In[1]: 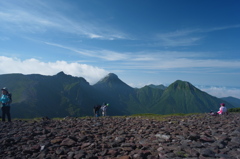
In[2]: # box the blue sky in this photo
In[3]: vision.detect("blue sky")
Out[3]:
[0,0,240,98]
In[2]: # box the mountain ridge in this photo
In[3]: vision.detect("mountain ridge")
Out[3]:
[0,72,236,118]
[221,96,240,108]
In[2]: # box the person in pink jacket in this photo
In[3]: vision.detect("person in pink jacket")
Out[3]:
[217,103,228,115]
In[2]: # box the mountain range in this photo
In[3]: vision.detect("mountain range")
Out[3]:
[0,72,237,118]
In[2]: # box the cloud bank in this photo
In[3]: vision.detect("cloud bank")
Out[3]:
[197,86,240,99]
[0,56,108,84]
[0,56,239,99]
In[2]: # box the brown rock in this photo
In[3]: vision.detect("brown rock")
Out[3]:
[60,138,76,146]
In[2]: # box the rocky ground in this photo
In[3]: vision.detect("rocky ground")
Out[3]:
[0,113,240,159]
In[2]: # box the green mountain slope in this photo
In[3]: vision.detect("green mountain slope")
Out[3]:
[125,86,164,114]
[151,80,234,114]
[147,84,166,90]
[1,72,96,118]
[0,72,236,118]
[93,73,136,115]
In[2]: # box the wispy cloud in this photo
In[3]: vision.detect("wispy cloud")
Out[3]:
[45,42,129,61]
[44,42,240,71]
[159,37,203,47]
[0,56,108,84]
[0,37,10,41]
[155,29,202,47]
[119,59,240,72]
[0,1,127,40]
[154,24,240,47]
[44,42,203,62]
[158,29,200,38]
[204,24,240,32]
[0,10,60,33]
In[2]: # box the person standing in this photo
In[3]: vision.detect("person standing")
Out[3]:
[0,87,12,122]
[93,105,101,117]
[101,103,109,116]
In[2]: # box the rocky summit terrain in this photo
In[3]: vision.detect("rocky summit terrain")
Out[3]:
[0,113,240,159]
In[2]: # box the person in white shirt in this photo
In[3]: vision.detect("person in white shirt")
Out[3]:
[217,103,228,115]
[101,103,109,116]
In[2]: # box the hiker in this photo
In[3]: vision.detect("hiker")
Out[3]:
[209,110,218,116]
[0,87,12,122]
[93,105,101,117]
[217,103,228,115]
[101,103,109,116]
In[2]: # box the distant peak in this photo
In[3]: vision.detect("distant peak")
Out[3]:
[94,73,133,90]
[107,73,118,79]
[147,84,166,90]
[97,73,127,84]
[56,71,67,76]
[169,80,196,90]
[55,71,73,79]
[174,80,190,85]
[99,73,119,81]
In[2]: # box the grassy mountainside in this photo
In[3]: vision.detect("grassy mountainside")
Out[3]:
[93,73,136,115]
[1,72,96,118]
[125,86,164,114]
[150,80,234,114]
[147,84,166,90]
[0,72,236,118]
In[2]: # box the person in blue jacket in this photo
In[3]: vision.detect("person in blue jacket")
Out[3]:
[0,87,12,122]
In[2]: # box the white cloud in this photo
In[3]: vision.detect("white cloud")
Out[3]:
[0,56,239,100]
[0,56,109,84]
[198,86,240,99]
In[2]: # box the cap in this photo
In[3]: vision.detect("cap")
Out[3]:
[1,87,8,92]
[220,103,225,106]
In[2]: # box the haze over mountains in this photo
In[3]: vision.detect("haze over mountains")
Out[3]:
[0,72,237,118]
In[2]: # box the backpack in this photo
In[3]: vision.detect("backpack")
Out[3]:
[7,93,12,104]
[94,105,101,111]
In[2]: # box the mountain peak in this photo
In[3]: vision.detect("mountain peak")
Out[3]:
[56,71,67,76]
[107,73,118,78]
[54,71,89,85]
[55,71,72,79]
[169,80,196,91]
[100,73,119,82]
[94,73,133,91]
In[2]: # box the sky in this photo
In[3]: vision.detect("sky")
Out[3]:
[0,0,240,99]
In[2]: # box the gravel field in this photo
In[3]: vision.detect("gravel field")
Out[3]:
[0,113,240,159]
